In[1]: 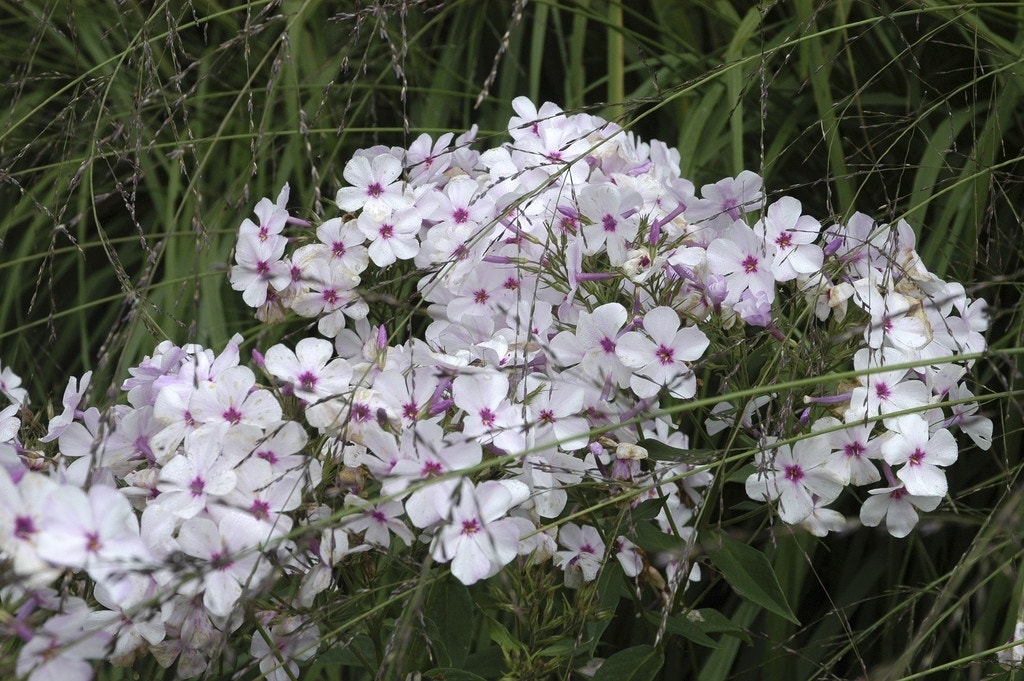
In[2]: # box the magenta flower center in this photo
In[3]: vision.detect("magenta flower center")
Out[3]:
[874,382,891,400]
[742,255,759,273]
[367,182,383,198]
[453,208,469,223]
[223,407,243,425]
[250,500,270,520]
[908,448,926,466]
[479,407,496,428]
[655,345,675,365]
[784,464,804,482]
[298,371,318,392]
[775,232,793,249]
[602,215,617,232]
[378,224,394,240]
[844,441,865,458]
[599,337,616,353]
[461,519,481,535]
[190,476,206,497]
[14,515,35,539]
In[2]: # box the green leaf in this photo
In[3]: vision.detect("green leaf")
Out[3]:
[633,520,686,554]
[592,644,664,681]
[629,496,667,522]
[645,608,752,649]
[703,531,800,625]
[637,438,718,465]
[428,578,474,668]
[537,637,578,658]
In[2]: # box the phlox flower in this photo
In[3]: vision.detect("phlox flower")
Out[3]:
[616,306,710,399]
[431,479,526,585]
[188,365,282,429]
[686,169,764,234]
[880,414,958,497]
[17,598,112,681]
[859,483,941,538]
[230,232,290,308]
[263,337,353,404]
[86,581,166,667]
[0,403,19,443]
[0,357,28,405]
[706,221,776,307]
[342,493,414,549]
[452,370,524,453]
[289,254,368,337]
[311,217,370,272]
[356,207,422,267]
[250,614,320,681]
[335,152,412,221]
[578,183,642,264]
[745,438,843,524]
[845,347,929,422]
[40,371,92,443]
[810,417,881,486]
[755,196,823,281]
[554,522,606,588]
[176,511,274,618]
[0,468,62,586]
[35,483,151,589]
[156,424,244,519]
[406,131,454,182]
[549,302,632,389]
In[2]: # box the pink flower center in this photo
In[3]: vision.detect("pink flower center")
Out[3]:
[539,409,556,424]
[14,516,35,539]
[422,460,443,477]
[844,441,865,458]
[453,208,469,223]
[402,402,419,420]
[473,289,489,304]
[250,500,270,520]
[461,519,481,535]
[775,232,793,249]
[602,215,617,233]
[85,532,102,554]
[874,382,891,400]
[742,255,759,273]
[908,448,926,466]
[190,476,206,497]
[298,371,318,392]
[257,449,279,465]
[479,407,496,428]
[784,464,804,482]
[378,224,394,240]
[655,345,675,365]
[367,182,383,198]
[322,289,339,305]
[352,403,372,422]
[223,407,243,425]
[332,241,347,258]
[599,337,616,353]
[371,509,388,523]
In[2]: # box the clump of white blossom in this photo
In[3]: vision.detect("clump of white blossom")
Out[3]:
[0,96,991,680]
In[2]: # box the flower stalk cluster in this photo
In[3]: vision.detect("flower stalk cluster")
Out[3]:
[0,97,990,679]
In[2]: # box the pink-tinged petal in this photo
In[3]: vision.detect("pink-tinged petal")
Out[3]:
[897,462,947,497]
[204,570,243,618]
[615,332,655,369]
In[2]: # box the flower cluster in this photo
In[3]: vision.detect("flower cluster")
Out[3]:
[0,97,989,680]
